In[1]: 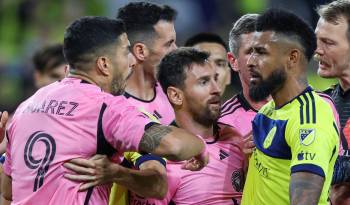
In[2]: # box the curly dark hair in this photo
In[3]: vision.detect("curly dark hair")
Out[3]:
[256,9,316,61]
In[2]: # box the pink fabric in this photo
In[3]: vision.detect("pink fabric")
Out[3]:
[218,95,256,138]
[130,132,245,205]
[317,91,343,154]
[125,83,174,125]
[4,77,151,205]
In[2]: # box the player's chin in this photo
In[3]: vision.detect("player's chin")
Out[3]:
[317,68,335,78]
[208,108,220,119]
[209,103,220,112]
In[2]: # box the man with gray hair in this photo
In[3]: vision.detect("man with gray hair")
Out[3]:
[219,14,269,142]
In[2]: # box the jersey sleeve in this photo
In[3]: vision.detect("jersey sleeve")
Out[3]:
[102,97,158,154]
[286,114,339,177]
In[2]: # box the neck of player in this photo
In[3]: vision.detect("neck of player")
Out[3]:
[272,76,307,108]
[174,111,215,142]
[125,64,156,100]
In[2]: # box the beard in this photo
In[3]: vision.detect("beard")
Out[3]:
[110,78,126,96]
[192,103,220,128]
[249,68,287,102]
[110,69,133,96]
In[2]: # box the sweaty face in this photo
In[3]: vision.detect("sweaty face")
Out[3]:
[247,31,287,102]
[182,62,221,127]
[145,20,177,79]
[315,17,350,78]
[110,33,135,96]
[193,42,230,95]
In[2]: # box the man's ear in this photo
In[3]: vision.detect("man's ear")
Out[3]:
[132,43,149,62]
[167,86,183,106]
[287,49,300,70]
[96,56,111,76]
[227,52,239,72]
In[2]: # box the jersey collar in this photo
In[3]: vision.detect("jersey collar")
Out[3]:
[170,120,220,144]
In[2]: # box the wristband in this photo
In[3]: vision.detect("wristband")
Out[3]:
[135,154,166,169]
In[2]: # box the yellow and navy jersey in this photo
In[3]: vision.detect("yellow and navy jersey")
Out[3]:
[109,109,165,205]
[109,152,142,205]
[241,87,339,205]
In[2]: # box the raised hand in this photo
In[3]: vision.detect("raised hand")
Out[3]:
[243,130,255,156]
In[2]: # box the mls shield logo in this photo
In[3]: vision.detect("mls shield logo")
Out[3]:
[299,129,316,146]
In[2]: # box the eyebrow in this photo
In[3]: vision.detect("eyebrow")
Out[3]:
[164,39,175,46]
[198,75,211,80]
[253,46,267,52]
[319,37,336,43]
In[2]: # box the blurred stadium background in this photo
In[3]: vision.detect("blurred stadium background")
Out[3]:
[0,0,337,113]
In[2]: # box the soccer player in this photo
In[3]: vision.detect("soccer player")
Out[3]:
[241,9,339,205]
[117,2,177,124]
[106,3,177,204]
[219,14,269,138]
[185,33,231,96]
[32,44,67,89]
[129,47,245,205]
[0,16,208,205]
[315,1,350,204]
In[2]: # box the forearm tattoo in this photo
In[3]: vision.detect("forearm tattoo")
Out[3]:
[139,124,172,153]
[290,172,324,205]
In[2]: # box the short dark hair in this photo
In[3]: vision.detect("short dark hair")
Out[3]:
[63,16,125,70]
[318,0,350,42]
[229,14,258,56]
[158,47,209,93]
[256,9,316,61]
[33,44,66,73]
[184,32,228,51]
[117,2,177,45]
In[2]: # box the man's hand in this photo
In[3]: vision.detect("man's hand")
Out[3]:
[243,131,255,156]
[0,111,9,143]
[63,154,119,191]
[181,150,209,171]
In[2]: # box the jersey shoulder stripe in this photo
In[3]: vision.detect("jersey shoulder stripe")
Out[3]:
[221,103,242,118]
[296,91,317,125]
[221,95,239,114]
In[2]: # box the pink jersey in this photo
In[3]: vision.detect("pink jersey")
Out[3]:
[3,77,153,205]
[124,83,174,125]
[129,124,245,205]
[219,93,257,137]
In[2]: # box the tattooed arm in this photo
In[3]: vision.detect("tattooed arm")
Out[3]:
[139,124,208,163]
[290,172,324,205]
[64,154,168,198]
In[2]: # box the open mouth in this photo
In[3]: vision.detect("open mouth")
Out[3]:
[318,60,330,69]
[208,96,221,106]
[250,71,261,83]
